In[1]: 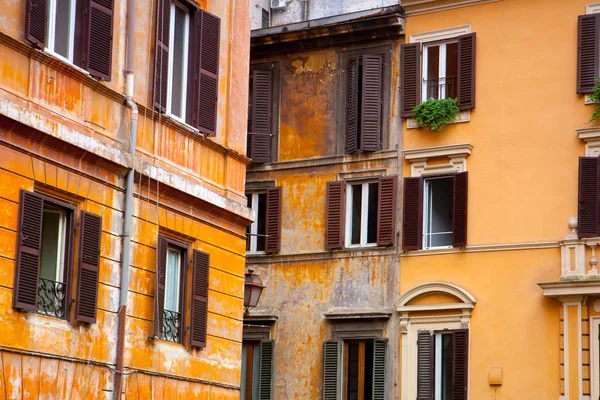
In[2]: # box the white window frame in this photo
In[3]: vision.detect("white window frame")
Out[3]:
[423,176,453,250]
[46,0,77,64]
[591,316,600,400]
[42,208,68,283]
[345,181,378,248]
[422,40,457,102]
[166,2,190,123]
[247,192,266,255]
[164,246,182,312]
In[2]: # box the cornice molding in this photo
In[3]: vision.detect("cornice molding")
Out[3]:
[401,0,500,16]
[323,309,394,320]
[403,143,473,161]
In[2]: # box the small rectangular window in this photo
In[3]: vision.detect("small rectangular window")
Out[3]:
[46,0,77,62]
[162,245,184,342]
[344,340,375,399]
[247,192,267,253]
[241,341,261,400]
[167,2,190,121]
[261,8,269,29]
[346,182,378,247]
[422,41,459,101]
[435,333,455,400]
[423,177,453,249]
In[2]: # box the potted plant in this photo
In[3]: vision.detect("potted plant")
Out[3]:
[412,98,460,132]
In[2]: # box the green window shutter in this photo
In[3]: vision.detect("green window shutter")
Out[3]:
[372,339,387,400]
[259,340,275,400]
[323,340,342,400]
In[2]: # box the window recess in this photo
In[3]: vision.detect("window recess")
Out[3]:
[246,188,282,255]
[241,339,274,400]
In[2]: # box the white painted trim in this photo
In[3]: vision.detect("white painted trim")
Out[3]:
[345,181,378,248]
[166,3,190,121]
[403,143,473,177]
[591,317,600,400]
[587,2,600,14]
[247,192,266,254]
[538,282,600,297]
[409,24,472,44]
[397,282,477,310]
[398,303,474,312]
[579,302,583,400]
[564,303,570,400]
[578,126,600,156]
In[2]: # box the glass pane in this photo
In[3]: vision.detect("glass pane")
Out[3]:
[351,185,362,245]
[367,183,378,244]
[363,341,374,399]
[426,45,440,100]
[170,6,187,118]
[53,0,72,59]
[445,42,458,99]
[441,334,455,400]
[425,178,453,248]
[347,343,359,400]
[257,193,267,251]
[164,248,181,312]
[40,211,61,282]
[246,195,252,252]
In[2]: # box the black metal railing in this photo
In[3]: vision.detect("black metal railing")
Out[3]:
[162,309,182,343]
[424,76,457,100]
[37,278,67,318]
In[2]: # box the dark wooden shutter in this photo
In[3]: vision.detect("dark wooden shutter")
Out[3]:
[197,10,221,136]
[346,56,359,154]
[265,187,282,254]
[361,54,383,152]
[83,0,114,81]
[250,69,273,163]
[400,43,420,118]
[322,340,342,400]
[377,176,397,247]
[578,14,600,94]
[452,172,468,248]
[259,340,274,400]
[153,234,167,337]
[578,157,600,238]
[75,211,102,323]
[325,181,345,250]
[417,330,434,400]
[13,190,44,311]
[457,33,476,110]
[25,0,47,48]
[190,249,209,348]
[452,330,469,400]
[153,0,170,112]
[372,339,387,400]
[402,177,423,251]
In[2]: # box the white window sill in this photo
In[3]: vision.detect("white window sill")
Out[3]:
[43,49,92,78]
[246,251,267,256]
[345,243,378,249]
[407,110,470,129]
[585,94,596,105]
[161,114,202,136]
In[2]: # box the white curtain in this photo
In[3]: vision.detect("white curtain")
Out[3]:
[164,249,181,312]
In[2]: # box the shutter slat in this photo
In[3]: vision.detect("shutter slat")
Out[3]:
[153,235,167,337]
[578,14,600,94]
[322,340,342,400]
[265,187,282,254]
[452,172,468,248]
[197,10,221,136]
[457,33,476,110]
[417,330,434,400]
[400,43,420,117]
[75,211,102,323]
[377,175,397,247]
[84,0,114,81]
[325,181,345,250]
[346,57,359,154]
[402,177,423,251]
[250,69,273,163]
[153,0,170,112]
[259,340,274,400]
[13,190,44,311]
[361,54,383,152]
[190,249,209,348]
[372,339,387,400]
[26,0,47,47]
[578,157,600,238]
[452,330,469,400]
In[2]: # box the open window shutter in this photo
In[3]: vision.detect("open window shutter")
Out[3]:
[153,235,167,337]
[452,330,469,400]
[400,43,420,118]
[372,339,387,400]
[402,177,423,251]
[75,211,102,323]
[417,330,434,400]
[346,56,359,154]
[377,175,397,247]
[250,69,273,163]
[197,10,221,136]
[13,190,44,311]
[83,0,114,81]
[190,249,209,348]
[577,14,600,94]
[361,54,383,152]
[323,340,342,400]
[578,157,600,238]
[325,181,345,250]
[456,33,476,110]
[265,187,282,254]
[259,340,275,400]
[452,172,468,248]
[25,0,47,48]
[153,0,170,112]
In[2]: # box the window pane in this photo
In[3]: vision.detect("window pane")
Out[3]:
[367,183,378,244]
[347,343,360,400]
[257,193,267,251]
[441,334,455,400]
[53,0,72,59]
[164,248,181,312]
[425,178,453,248]
[364,341,374,399]
[170,6,187,118]
[426,45,440,100]
[351,185,362,245]
[445,42,458,99]
[246,195,252,252]
[40,211,61,282]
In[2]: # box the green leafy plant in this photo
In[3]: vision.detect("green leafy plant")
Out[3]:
[590,79,600,123]
[412,98,460,132]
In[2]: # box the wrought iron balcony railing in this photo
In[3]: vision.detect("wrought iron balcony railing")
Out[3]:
[423,76,457,101]
[162,309,182,343]
[37,278,67,318]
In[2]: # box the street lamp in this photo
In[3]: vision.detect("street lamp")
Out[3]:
[244,269,265,316]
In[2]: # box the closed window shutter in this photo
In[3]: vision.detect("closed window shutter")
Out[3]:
[452,172,468,248]
[400,43,420,118]
[84,0,114,81]
[197,10,220,136]
[25,0,47,48]
[417,330,434,400]
[452,330,469,400]
[13,190,44,311]
[377,175,397,247]
[265,187,282,254]
[250,69,273,163]
[190,249,209,348]
[346,56,359,154]
[578,14,600,94]
[402,177,423,251]
[325,181,345,250]
[153,0,170,112]
[259,340,275,400]
[75,211,102,323]
[361,54,383,152]
[153,234,167,337]
[322,340,342,400]
[372,339,387,400]
[578,157,600,238]
[456,33,476,110]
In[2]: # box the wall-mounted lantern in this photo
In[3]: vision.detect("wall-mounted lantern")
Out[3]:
[244,269,265,316]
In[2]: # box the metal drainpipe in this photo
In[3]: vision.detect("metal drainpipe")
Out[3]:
[114,0,137,396]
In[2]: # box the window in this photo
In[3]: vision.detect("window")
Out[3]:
[423,176,454,249]
[346,181,379,248]
[422,41,458,101]
[163,245,184,342]
[166,3,190,121]
[261,8,270,28]
[245,187,282,254]
[345,340,375,399]
[577,13,600,94]
[247,64,278,164]
[46,0,77,62]
[241,340,274,399]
